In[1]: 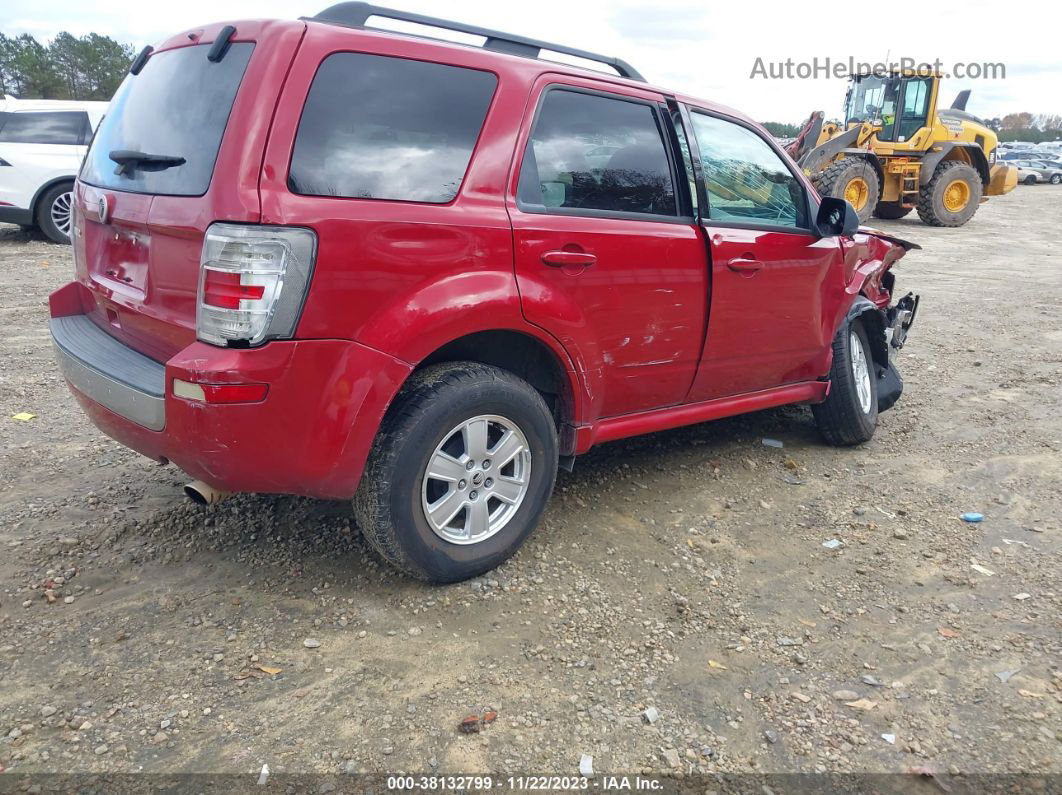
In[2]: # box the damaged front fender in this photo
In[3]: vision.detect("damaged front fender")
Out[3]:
[837,228,921,413]
[857,225,922,252]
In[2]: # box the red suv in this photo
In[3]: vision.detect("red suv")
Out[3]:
[50,3,919,582]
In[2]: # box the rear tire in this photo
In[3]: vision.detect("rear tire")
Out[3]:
[813,318,879,446]
[872,202,912,220]
[814,157,880,223]
[1049,174,1061,185]
[916,161,982,227]
[353,362,558,583]
[36,182,74,244]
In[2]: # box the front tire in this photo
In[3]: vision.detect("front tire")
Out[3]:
[916,161,982,227]
[1024,175,1038,185]
[814,157,881,223]
[354,362,558,583]
[37,182,74,244]
[813,318,879,446]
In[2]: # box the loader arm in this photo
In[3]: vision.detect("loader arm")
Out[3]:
[798,124,864,174]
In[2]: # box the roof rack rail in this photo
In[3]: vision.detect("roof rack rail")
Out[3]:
[309,2,646,82]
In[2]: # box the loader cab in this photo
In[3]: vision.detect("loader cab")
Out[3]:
[845,72,939,146]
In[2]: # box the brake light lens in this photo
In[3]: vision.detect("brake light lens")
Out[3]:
[196,223,316,347]
[203,271,265,309]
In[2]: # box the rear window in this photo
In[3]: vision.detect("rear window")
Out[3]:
[0,112,87,145]
[289,53,497,203]
[80,43,254,196]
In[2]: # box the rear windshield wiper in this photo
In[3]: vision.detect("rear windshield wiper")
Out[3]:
[109,149,186,176]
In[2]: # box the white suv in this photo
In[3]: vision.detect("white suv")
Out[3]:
[0,98,108,243]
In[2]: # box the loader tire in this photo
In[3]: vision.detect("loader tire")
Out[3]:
[814,157,880,223]
[916,160,982,227]
[872,202,912,220]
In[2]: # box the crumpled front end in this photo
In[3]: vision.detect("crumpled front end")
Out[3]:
[842,227,921,412]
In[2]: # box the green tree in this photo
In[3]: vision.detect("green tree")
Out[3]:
[762,121,801,138]
[10,33,64,97]
[0,31,133,101]
[49,32,84,99]
[75,33,134,99]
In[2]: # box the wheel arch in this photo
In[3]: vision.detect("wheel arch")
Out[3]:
[920,143,990,187]
[30,175,77,219]
[838,150,885,189]
[412,329,580,455]
[845,296,888,371]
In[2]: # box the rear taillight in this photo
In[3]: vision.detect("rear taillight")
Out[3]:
[196,223,316,347]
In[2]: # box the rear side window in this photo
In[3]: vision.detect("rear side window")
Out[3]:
[517,89,677,217]
[0,112,87,145]
[289,54,496,203]
[80,43,254,196]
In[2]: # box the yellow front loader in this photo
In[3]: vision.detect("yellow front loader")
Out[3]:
[786,70,1017,226]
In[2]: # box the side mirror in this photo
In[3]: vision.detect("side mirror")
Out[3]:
[816,196,860,238]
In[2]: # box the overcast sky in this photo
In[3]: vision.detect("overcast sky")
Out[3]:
[3,0,1058,122]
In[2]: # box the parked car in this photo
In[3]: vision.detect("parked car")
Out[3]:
[49,3,919,582]
[1000,149,1061,164]
[1034,161,1062,182]
[1011,159,1062,184]
[0,98,108,242]
[1013,165,1040,184]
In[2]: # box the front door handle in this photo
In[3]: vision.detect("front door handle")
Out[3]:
[541,251,597,268]
[727,256,764,273]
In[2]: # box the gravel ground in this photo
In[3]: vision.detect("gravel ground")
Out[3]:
[0,186,1059,790]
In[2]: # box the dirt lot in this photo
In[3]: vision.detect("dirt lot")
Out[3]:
[0,186,1059,789]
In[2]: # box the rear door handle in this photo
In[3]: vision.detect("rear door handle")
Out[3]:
[727,256,764,273]
[541,251,597,267]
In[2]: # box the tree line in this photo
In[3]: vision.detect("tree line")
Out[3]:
[0,32,133,101]
[763,112,1061,144]
[991,113,1062,144]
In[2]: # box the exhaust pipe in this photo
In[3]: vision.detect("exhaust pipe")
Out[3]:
[184,480,232,506]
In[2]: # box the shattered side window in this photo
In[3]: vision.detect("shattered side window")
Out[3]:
[689,113,806,228]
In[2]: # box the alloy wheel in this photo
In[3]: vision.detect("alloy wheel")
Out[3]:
[850,331,872,414]
[421,414,532,545]
[50,191,73,238]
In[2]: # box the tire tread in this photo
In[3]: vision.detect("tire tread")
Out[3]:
[813,157,880,222]
[812,319,878,446]
[353,362,555,581]
[916,160,982,227]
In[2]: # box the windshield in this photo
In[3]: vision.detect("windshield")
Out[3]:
[80,43,254,196]
[845,76,902,125]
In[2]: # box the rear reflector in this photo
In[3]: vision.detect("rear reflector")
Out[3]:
[172,379,268,404]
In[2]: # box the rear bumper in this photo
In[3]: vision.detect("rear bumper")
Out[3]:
[49,285,412,499]
[51,314,166,431]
